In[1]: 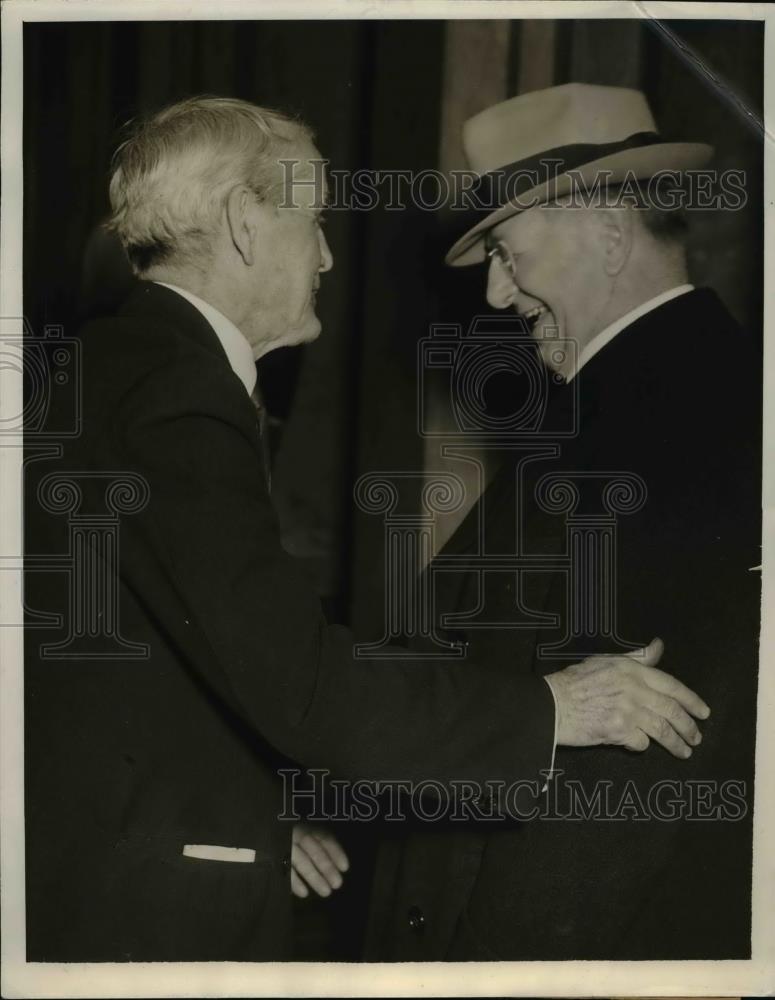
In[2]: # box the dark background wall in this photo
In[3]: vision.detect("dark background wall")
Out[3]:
[23,17,763,958]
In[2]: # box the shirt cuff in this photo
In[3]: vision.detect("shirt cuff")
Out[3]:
[541,675,559,792]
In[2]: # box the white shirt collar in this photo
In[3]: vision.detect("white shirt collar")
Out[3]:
[567,284,695,382]
[153,281,257,397]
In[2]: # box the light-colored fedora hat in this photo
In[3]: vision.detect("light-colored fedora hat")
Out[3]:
[446,82,713,266]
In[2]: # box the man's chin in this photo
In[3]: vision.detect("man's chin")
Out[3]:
[285,316,322,348]
[530,308,559,339]
[301,317,322,343]
[532,314,572,375]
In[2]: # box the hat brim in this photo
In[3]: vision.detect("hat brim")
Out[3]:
[445,142,714,267]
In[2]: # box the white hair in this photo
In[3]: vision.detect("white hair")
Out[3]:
[107,96,312,274]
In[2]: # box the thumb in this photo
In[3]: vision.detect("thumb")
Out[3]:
[630,637,664,668]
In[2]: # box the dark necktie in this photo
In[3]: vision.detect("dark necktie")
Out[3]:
[249,384,272,492]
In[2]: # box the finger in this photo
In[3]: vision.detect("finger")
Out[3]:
[639,665,711,720]
[627,637,664,668]
[641,637,664,668]
[299,834,344,889]
[291,869,309,898]
[316,832,350,873]
[291,845,334,897]
[621,728,650,752]
[640,689,702,747]
[636,707,693,759]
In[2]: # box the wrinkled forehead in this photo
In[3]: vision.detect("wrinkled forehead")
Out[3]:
[270,140,328,210]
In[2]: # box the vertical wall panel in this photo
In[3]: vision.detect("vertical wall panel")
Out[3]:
[564,19,644,88]
[518,19,557,93]
[438,20,512,176]
[349,21,446,638]
[426,20,514,560]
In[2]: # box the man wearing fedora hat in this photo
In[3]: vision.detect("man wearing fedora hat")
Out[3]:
[365,84,761,961]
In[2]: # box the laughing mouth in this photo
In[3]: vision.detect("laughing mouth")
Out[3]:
[521,304,548,332]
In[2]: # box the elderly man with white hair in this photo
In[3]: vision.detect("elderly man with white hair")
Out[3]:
[25,96,710,962]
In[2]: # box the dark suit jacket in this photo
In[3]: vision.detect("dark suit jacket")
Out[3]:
[365,288,761,961]
[24,282,557,962]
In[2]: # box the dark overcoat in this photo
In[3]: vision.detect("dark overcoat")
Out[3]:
[366,288,761,961]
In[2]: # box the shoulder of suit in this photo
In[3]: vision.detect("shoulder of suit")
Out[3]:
[78,311,249,424]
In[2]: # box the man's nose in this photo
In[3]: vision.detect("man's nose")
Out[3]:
[486,258,516,309]
[318,229,333,272]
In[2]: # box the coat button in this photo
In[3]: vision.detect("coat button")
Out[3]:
[407,905,425,933]
[281,854,291,870]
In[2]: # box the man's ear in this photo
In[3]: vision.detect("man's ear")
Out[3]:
[225,185,257,267]
[599,207,633,276]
